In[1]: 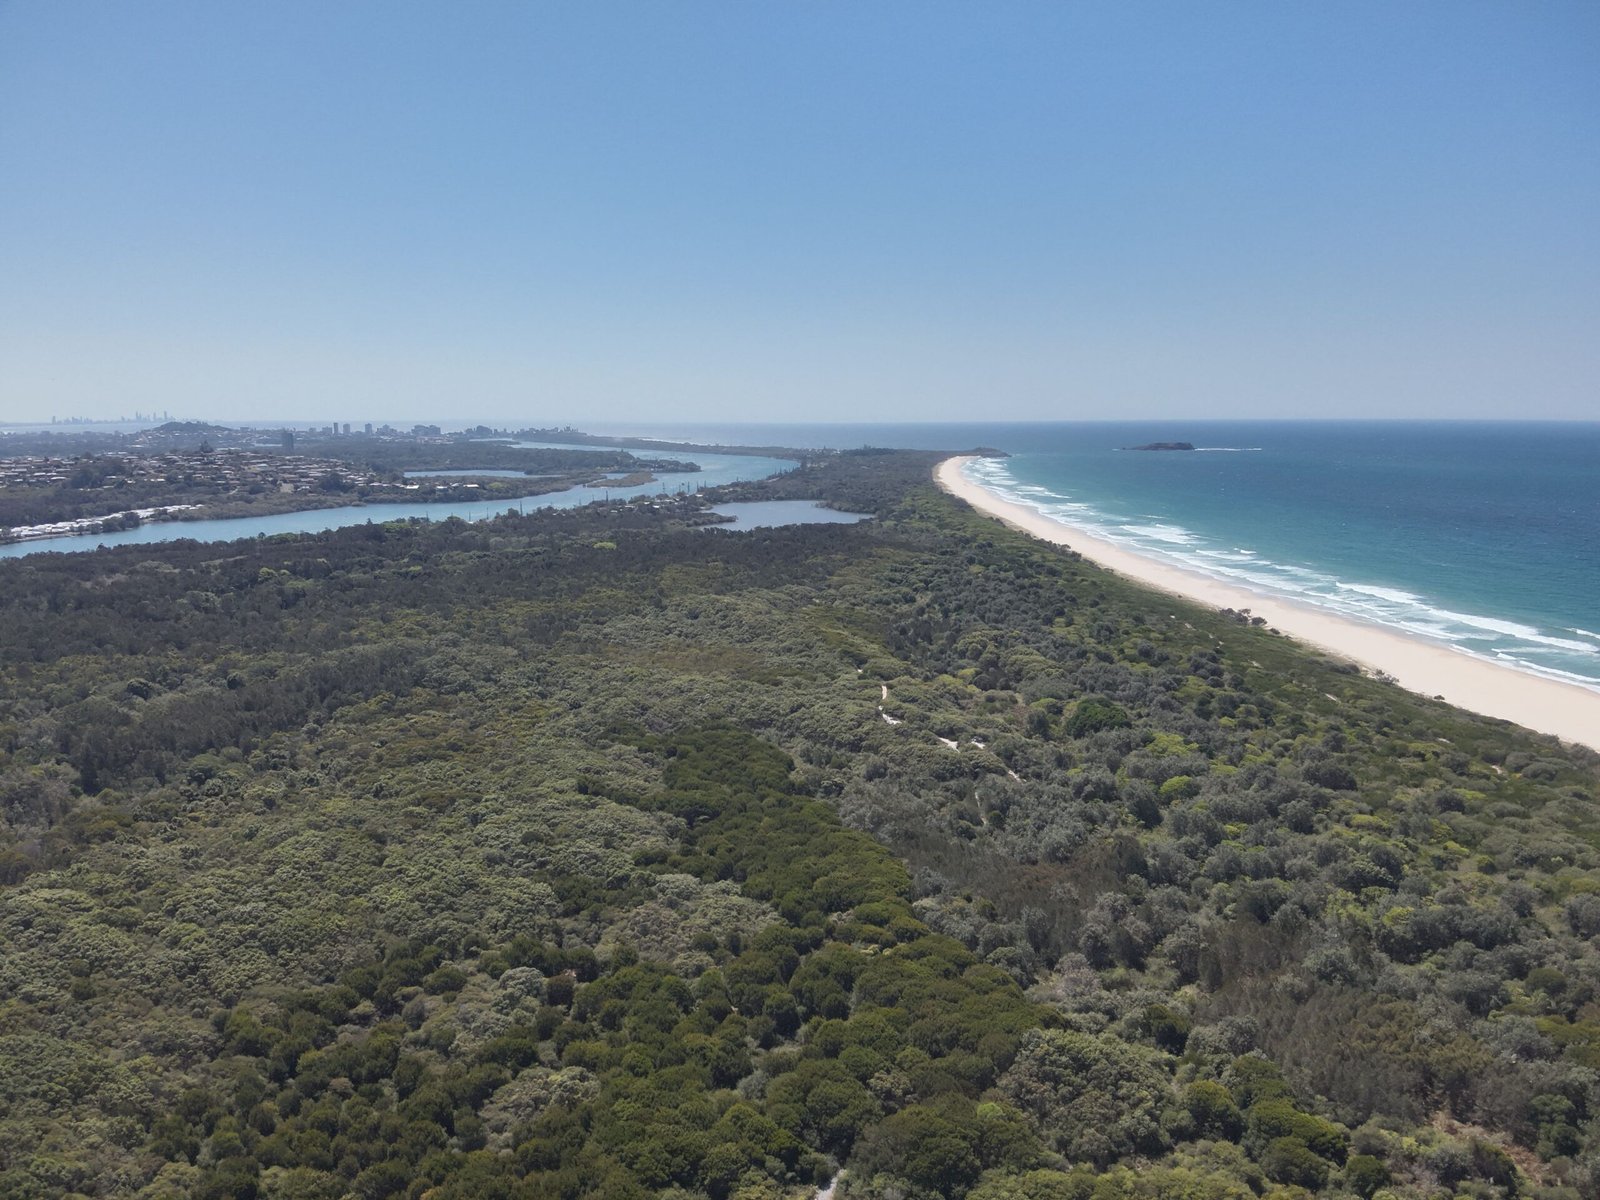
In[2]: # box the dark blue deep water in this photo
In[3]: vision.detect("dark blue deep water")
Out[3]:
[593,420,1600,692]
[5,419,1596,693]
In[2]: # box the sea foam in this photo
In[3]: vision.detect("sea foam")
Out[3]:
[963,454,1600,695]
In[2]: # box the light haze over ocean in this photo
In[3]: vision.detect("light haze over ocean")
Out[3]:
[5,415,1593,697]
[616,419,1600,694]
[2,7,1595,691]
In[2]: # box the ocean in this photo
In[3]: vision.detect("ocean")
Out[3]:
[587,420,1600,694]
[6,417,1595,695]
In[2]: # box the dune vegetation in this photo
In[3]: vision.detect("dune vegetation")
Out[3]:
[1,450,1596,1200]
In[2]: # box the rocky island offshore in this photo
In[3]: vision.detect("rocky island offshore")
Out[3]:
[1124,441,1195,451]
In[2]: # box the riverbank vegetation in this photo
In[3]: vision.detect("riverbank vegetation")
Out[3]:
[0,450,1596,1199]
[0,441,696,541]
[306,438,697,479]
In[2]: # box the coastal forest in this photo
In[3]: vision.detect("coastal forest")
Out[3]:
[2,450,1598,1200]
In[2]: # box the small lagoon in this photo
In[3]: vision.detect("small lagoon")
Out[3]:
[705,501,872,531]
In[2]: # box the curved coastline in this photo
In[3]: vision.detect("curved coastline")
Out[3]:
[937,455,1600,752]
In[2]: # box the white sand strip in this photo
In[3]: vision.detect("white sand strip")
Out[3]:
[937,457,1600,753]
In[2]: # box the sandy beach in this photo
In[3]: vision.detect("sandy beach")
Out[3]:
[937,456,1600,753]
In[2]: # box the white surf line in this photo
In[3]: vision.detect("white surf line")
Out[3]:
[937,456,1600,753]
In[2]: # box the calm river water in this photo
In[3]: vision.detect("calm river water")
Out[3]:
[1,449,796,559]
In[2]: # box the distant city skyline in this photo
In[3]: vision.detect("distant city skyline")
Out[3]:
[2,2,1596,424]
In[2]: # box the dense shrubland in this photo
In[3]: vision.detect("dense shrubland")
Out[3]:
[300,440,696,478]
[0,450,1597,1199]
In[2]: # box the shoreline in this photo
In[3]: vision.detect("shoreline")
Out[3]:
[937,456,1600,753]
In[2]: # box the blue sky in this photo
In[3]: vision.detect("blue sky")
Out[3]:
[1,2,1596,423]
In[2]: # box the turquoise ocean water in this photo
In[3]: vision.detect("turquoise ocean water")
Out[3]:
[4,419,1595,695]
[591,421,1600,694]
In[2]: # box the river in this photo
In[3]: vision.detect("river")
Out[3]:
[1,449,796,559]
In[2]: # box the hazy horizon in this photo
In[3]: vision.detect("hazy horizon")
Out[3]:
[3,2,1596,425]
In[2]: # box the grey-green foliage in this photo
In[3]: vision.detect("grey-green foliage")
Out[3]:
[997,1028,1174,1165]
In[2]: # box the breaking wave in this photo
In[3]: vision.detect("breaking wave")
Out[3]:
[962,456,1600,694]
